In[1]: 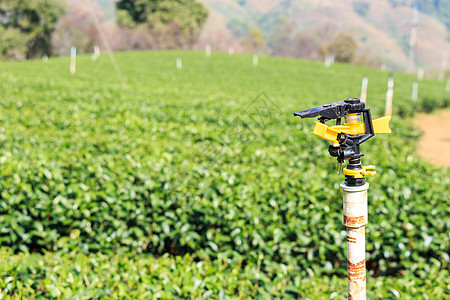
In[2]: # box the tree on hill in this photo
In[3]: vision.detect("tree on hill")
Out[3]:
[321,31,358,63]
[116,0,208,47]
[0,0,66,60]
[243,28,267,53]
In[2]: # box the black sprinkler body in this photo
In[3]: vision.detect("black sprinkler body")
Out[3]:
[294,98,391,186]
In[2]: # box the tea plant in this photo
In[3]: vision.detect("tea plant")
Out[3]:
[0,51,448,297]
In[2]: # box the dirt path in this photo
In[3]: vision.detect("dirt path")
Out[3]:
[413,109,450,167]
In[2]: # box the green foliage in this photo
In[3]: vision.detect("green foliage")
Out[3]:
[398,92,450,117]
[0,27,28,60]
[353,2,370,17]
[242,28,267,52]
[0,0,66,60]
[0,247,447,298]
[0,51,448,295]
[419,95,450,113]
[227,16,250,37]
[326,31,358,63]
[116,8,136,28]
[116,0,208,45]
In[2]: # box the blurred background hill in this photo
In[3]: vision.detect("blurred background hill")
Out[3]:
[1,0,449,72]
[196,0,450,71]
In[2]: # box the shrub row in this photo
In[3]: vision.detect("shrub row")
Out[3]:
[0,247,447,299]
[0,52,448,284]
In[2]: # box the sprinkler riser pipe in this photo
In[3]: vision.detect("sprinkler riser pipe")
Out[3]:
[341,183,369,300]
[342,183,368,226]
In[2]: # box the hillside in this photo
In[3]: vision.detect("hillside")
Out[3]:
[197,0,450,71]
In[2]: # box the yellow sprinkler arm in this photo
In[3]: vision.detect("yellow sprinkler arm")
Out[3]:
[372,116,392,133]
[311,115,391,146]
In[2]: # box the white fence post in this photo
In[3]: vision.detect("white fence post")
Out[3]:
[412,82,418,101]
[417,67,424,80]
[253,54,258,67]
[385,76,394,116]
[205,44,211,57]
[360,77,368,103]
[70,46,77,74]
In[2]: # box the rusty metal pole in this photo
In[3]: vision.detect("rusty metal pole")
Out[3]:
[341,183,369,300]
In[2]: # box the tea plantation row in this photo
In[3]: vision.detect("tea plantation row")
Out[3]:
[0,51,448,298]
[1,248,446,299]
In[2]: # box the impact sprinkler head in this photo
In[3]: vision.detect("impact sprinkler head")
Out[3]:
[294,98,391,186]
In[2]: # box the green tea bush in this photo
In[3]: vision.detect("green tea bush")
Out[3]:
[419,95,450,113]
[0,248,447,299]
[0,51,448,296]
